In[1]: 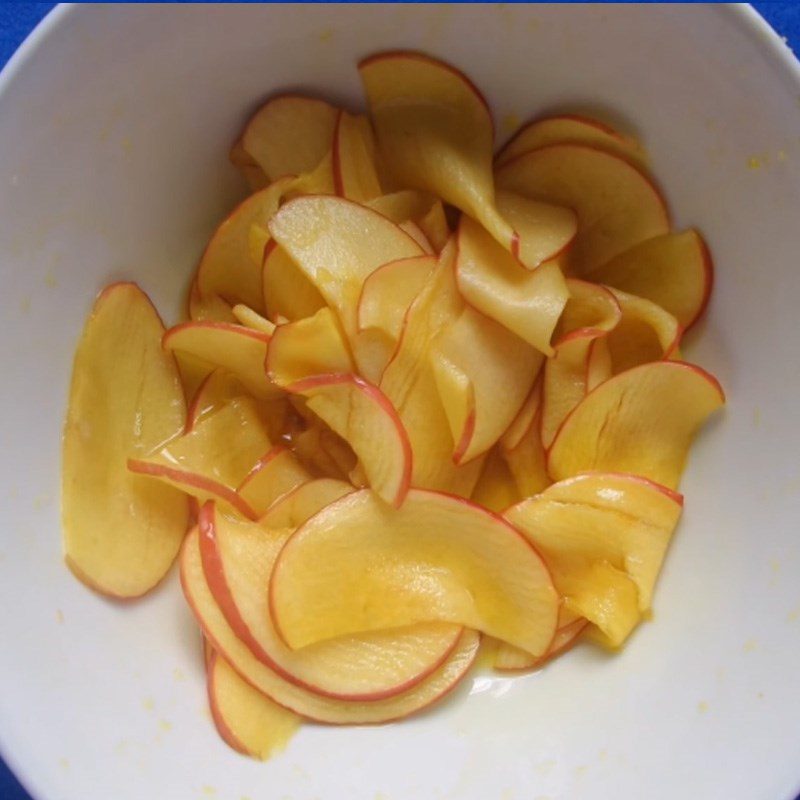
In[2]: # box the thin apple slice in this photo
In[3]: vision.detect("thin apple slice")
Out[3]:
[505,473,683,645]
[589,229,713,329]
[417,199,450,251]
[455,216,569,355]
[128,397,272,520]
[229,137,268,191]
[194,177,294,315]
[496,114,647,170]
[231,304,276,336]
[495,143,669,275]
[359,52,516,253]
[285,375,411,507]
[430,304,543,464]
[181,528,480,723]
[261,241,326,323]
[62,283,188,598]
[186,370,245,432]
[260,478,354,529]
[605,287,681,374]
[201,503,463,700]
[207,650,300,759]
[187,280,236,323]
[332,110,383,202]
[500,381,550,498]
[470,448,521,513]
[240,95,338,181]
[398,221,434,254]
[237,447,311,517]
[268,195,424,335]
[493,617,588,671]
[547,361,725,489]
[270,488,559,654]
[163,321,279,400]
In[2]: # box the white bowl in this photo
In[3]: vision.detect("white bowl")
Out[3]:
[1,5,799,800]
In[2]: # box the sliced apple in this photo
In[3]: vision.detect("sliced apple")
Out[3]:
[187,280,236,324]
[493,617,588,671]
[260,478,354,529]
[268,195,424,334]
[332,110,383,203]
[547,361,725,489]
[366,192,450,251]
[231,304,276,336]
[128,397,272,520]
[163,321,279,400]
[495,143,669,275]
[455,216,569,355]
[261,241,327,323]
[270,488,559,654]
[240,94,338,181]
[505,472,683,645]
[430,304,543,464]
[398,221,434,254]
[207,650,300,760]
[500,381,550,498]
[201,503,463,700]
[186,369,245,432]
[237,447,312,517]
[589,229,712,329]
[417,199,450,252]
[62,283,188,598]
[284,375,410,507]
[496,114,647,170]
[470,448,521,513]
[181,527,480,723]
[229,137,268,191]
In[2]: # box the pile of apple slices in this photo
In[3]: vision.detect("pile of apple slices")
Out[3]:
[61,52,724,759]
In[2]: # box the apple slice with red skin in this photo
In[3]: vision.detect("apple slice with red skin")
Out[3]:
[495,143,669,275]
[207,650,300,759]
[181,526,480,723]
[284,374,411,508]
[237,446,311,517]
[229,137,268,192]
[231,304,275,336]
[260,478,354,529]
[240,94,338,182]
[261,241,326,324]
[547,360,724,489]
[589,230,713,330]
[366,192,450,252]
[270,488,558,655]
[496,114,647,170]
[200,502,464,701]
[268,195,424,336]
[332,110,383,202]
[62,283,188,598]
[493,617,588,671]
[505,472,684,645]
[455,215,569,356]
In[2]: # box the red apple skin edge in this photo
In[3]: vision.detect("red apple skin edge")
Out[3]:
[684,233,715,332]
[163,320,271,349]
[494,619,589,673]
[236,446,289,492]
[179,532,481,724]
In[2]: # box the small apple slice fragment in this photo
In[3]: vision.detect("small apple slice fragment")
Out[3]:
[505,473,683,645]
[268,195,425,334]
[240,95,338,181]
[270,488,559,654]
[261,241,326,323]
[237,447,312,517]
[470,448,521,513]
[186,370,245,432]
[430,304,543,464]
[359,51,515,252]
[500,381,550,498]
[207,650,300,760]
[332,110,383,202]
[62,283,188,598]
[231,304,276,336]
[589,230,713,330]
[493,617,588,671]
[128,397,272,520]
[202,503,463,700]
[547,361,725,489]
[605,287,681,374]
[260,478,354,529]
[187,281,236,324]
[455,216,569,355]
[181,528,480,723]
[229,137,268,191]
[496,114,647,170]
[495,144,669,275]
[285,375,411,507]
[163,321,279,400]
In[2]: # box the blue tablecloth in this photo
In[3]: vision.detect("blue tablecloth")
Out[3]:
[1,4,799,800]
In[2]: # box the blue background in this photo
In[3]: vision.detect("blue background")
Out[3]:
[1,3,799,799]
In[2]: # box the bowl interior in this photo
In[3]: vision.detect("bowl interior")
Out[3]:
[1,5,799,800]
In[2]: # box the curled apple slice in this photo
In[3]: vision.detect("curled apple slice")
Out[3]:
[261,241,326,324]
[493,617,588,671]
[455,216,569,355]
[260,478,354,529]
[496,114,647,170]
[128,397,273,520]
[589,229,713,330]
[181,527,480,723]
[505,473,683,645]
[229,137,267,191]
[270,489,559,654]
[470,448,521,513]
[237,447,311,517]
[185,370,245,432]
[547,361,725,489]
[268,195,424,334]
[62,283,188,598]
[495,143,669,275]
[231,304,275,335]
[240,94,338,181]
[500,381,550,498]
[201,503,463,700]
[207,650,300,760]
[163,321,279,400]
[332,110,383,202]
